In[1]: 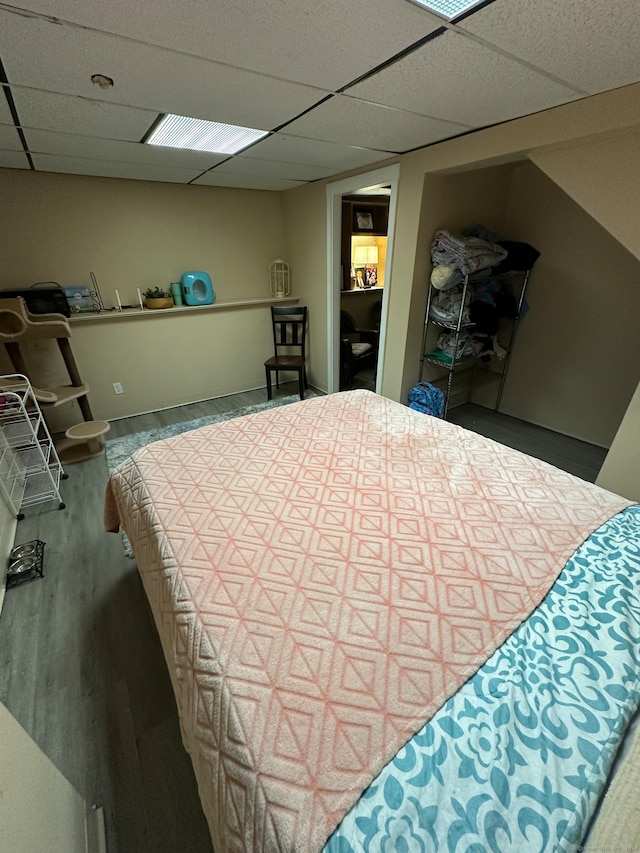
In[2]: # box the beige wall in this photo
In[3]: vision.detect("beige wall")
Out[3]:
[1,84,640,470]
[281,178,330,391]
[397,82,640,181]
[0,169,286,302]
[596,380,640,502]
[274,84,640,420]
[64,307,277,423]
[0,702,92,853]
[0,306,283,425]
[495,163,640,447]
[383,86,640,411]
[531,126,640,263]
[0,169,292,421]
[400,164,514,404]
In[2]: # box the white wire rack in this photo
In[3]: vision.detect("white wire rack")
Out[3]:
[0,374,65,519]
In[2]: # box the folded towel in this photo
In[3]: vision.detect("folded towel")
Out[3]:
[431,229,508,276]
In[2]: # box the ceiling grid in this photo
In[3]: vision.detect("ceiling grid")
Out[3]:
[0,0,637,189]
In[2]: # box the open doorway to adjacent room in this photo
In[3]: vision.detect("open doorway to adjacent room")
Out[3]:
[325,165,400,395]
[339,193,389,391]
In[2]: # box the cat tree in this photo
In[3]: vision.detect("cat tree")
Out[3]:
[0,297,110,463]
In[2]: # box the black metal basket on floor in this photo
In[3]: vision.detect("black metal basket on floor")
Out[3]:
[6,540,45,589]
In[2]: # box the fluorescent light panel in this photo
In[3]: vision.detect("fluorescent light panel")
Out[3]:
[408,0,485,20]
[147,114,268,154]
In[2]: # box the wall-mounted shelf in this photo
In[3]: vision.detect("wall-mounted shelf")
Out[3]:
[68,296,299,324]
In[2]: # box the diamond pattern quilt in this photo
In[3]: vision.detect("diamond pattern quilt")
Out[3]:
[104,390,630,852]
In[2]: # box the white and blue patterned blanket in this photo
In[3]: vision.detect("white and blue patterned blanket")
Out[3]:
[325,505,640,853]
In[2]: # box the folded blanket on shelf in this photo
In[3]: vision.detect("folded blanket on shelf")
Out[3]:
[431,229,508,278]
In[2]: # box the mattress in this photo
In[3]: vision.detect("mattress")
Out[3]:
[104,390,636,852]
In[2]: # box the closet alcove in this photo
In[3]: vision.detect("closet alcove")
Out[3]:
[417,160,640,455]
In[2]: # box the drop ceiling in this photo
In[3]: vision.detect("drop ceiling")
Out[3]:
[1,0,639,191]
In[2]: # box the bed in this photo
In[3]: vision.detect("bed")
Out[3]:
[104,390,640,852]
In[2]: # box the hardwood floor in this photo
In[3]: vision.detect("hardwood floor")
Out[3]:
[448,403,607,482]
[0,382,302,853]
[0,385,609,852]
[340,365,376,392]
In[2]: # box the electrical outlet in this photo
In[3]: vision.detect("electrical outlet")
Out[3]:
[113,382,123,395]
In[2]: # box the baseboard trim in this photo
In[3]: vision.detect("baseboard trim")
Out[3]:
[107,384,324,423]
[85,805,107,853]
[0,510,18,620]
[478,403,610,450]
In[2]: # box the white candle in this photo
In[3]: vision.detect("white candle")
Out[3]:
[137,288,143,309]
[115,289,123,311]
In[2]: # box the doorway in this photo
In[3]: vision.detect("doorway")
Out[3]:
[325,165,400,394]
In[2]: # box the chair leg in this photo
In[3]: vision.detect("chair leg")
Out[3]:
[266,367,273,400]
[303,367,309,389]
[298,368,305,400]
[275,370,280,389]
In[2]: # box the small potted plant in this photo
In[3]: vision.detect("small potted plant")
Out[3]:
[143,287,174,310]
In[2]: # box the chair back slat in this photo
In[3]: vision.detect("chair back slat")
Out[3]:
[271,306,307,354]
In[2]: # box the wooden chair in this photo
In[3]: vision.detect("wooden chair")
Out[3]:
[264,306,308,400]
[340,310,379,390]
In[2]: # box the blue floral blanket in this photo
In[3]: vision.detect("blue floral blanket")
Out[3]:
[325,505,640,853]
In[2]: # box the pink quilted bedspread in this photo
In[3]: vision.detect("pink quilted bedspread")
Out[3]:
[104,390,630,853]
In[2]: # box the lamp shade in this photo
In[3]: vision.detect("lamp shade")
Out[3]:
[353,246,368,266]
[269,258,290,298]
[354,245,378,265]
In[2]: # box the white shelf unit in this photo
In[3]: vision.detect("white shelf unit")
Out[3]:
[0,374,66,519]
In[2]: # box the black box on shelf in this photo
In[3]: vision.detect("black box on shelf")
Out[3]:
[0,287,70,317]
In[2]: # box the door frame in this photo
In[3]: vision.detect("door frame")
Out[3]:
[325,164,400,394]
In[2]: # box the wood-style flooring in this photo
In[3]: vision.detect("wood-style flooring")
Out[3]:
[0,386,608,853]
[448,403,607,482]
[340,365,376,393]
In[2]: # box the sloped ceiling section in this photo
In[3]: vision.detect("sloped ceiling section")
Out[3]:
[530,127,640,263]
[0,0,639,190]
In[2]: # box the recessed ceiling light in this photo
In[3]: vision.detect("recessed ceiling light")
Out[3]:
[147,114,268,155]
[407,0,485,21]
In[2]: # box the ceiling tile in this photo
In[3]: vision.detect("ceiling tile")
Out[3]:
[245,133,396,171]
[213,156,337,182]
[0,150,30,168]
[192,171,306,192]
[348,29,582,128]
[1,0,445,90]
[0,10,330,129]
[0,123,23,151]
[11,89,156,140]
[22,128,227,169]
[282,94,469,152]
[459,0,640,95]
[30,152,201,183]
[0,89,15,124]
[1,0,639,190]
